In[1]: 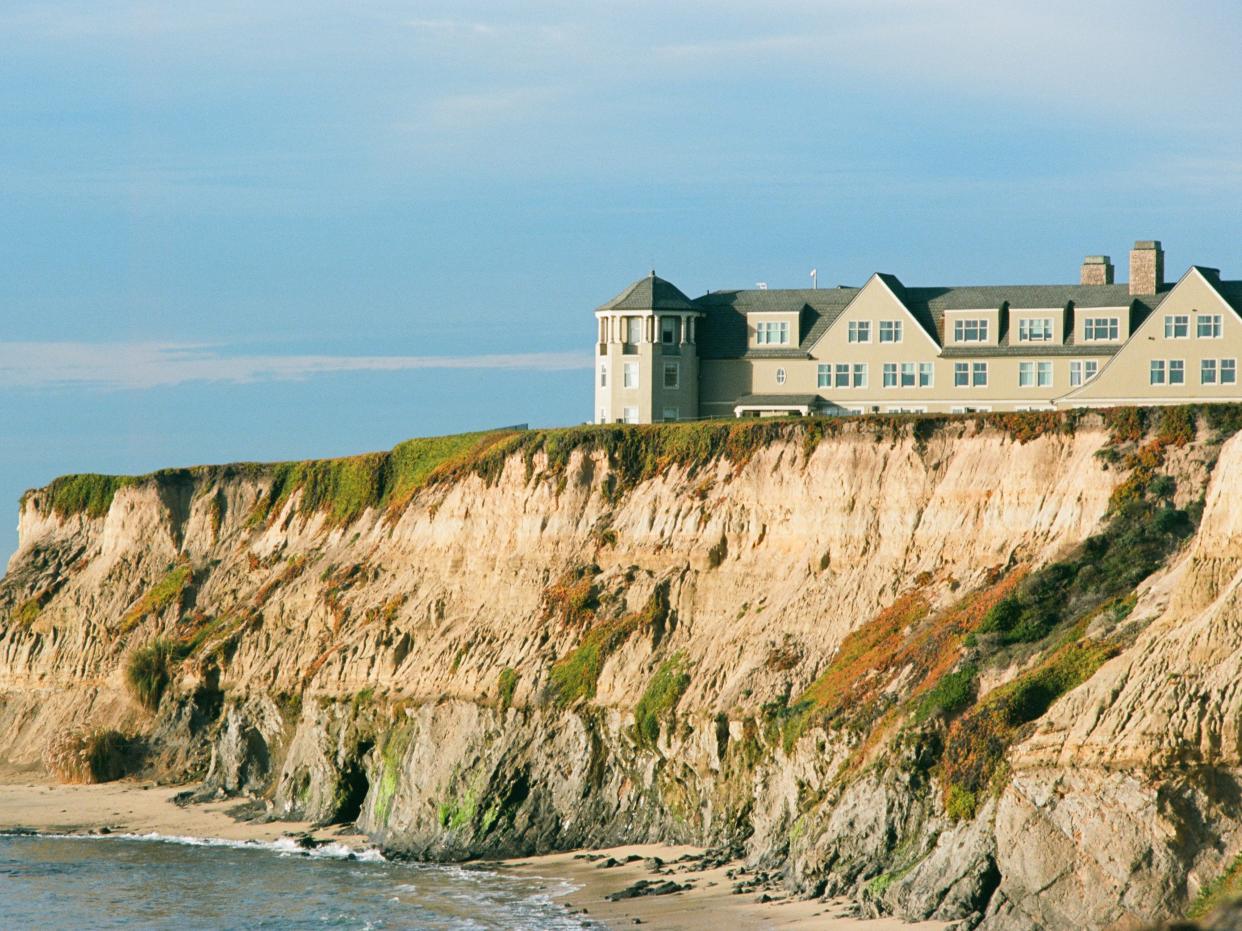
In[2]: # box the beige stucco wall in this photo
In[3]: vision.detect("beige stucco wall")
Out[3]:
[602,268,1242,422]
[1061,271,1242,405]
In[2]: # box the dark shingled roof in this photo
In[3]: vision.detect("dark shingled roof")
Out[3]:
[694,287,858,359]
[596,272,696,312]
[690,277,1187,357]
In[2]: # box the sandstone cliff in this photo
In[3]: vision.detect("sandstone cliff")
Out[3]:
[3,410,1242,929]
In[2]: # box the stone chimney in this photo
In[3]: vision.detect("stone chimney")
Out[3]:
[1130,240,1164,295]
[1080,255,1114,285]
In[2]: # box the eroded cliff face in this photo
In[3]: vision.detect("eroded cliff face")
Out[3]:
[3,413,1241,929]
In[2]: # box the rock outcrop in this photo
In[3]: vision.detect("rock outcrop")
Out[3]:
[4,410,1242,928]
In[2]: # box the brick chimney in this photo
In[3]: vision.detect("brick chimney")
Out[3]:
[1080,255,1114,285]
[1130,240,1164,295]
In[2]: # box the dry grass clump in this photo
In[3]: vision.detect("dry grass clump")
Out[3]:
[124,638,179,711]
[44,728,135,783]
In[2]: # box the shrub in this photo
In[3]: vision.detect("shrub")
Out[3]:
[125,639,179,711]
[497,667,519,710]
[36,474,137,518]
[44,728,135,783]
[940,638,1116,818]
[542,566,600,626]
[976,487,1192,646]
[912,664,978,723]
[634,652,691,746]
[548,586,668,707]
[120,563,193,633]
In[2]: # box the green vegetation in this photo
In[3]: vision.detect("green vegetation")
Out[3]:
[548,586,669,707]
[940,637,1117,819]
[634,652,691,746]
[124,639,179,711]
[372,725,412,826]
[978,464,1191,646]
[248,430,517,526]
[437,791,478,831]
[1188,853,1242,919]
[911,663,978,724]
[497,667,519,710]
[44,728,135,783]
[542,565,600,626]
[119,563,193,633]
[12,595,46,629]
[32,473,138,518]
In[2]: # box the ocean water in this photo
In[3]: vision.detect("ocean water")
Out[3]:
[0,833,595,930]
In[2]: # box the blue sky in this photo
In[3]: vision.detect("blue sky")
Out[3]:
[3,0,1242,565]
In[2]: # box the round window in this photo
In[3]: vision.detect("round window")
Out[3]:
[776,368,787,385]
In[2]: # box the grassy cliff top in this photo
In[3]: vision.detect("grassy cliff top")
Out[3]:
[23,405,1242,526]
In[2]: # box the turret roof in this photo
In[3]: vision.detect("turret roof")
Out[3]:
[596,272,696,312]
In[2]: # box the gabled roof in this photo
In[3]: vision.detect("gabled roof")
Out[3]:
[596,272,695,312]
[691,280,1175,358]
[694,287,857,360]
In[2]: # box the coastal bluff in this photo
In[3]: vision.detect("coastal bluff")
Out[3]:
[5,410,1242,929]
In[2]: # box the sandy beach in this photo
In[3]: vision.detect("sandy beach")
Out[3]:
[0,778,946,930]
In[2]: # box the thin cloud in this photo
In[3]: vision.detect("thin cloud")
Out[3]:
[0,342,589,391]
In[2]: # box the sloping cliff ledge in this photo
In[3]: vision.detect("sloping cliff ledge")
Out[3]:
[6,407,1242,930]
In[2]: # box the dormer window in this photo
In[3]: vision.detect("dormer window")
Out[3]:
[1083,317,1119,341]
[1018,318,1053,342]
[756,321,790,345]
[953,319,989,342]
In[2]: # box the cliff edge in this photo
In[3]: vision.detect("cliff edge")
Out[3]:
[4,409,1242,929]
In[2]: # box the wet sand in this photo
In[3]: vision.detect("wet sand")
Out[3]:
[0,779,946,930]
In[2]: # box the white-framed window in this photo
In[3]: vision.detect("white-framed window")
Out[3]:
[1069,360,1099,387]
[1018,362,1034,387]
[848,321,871,343]
[775,367,787,385]
[817,363,830,389]
[1165,315,1189,339]
[953,318,989,342]
[951,405,992,413]
[1198,315,1223,338]
[661,317,678,344]
[599,408,606,423]
[1224,359,1238,384]
[662,407,679,421]
[919,362,933,387]
[1084,317,1119,341]
[1018,318,1053,342]
[900,362,916,387]
[1037,361,1052,387]
[1150,360,1166,385]
[756,321,790,345]
[623,406,639,424]
[626,317,643,344]
[1169,359,1185,384]
[954,362,969,387]
[884,406,927,414]
[599,363,607,388]
[623,362,639,388]
[879,321,902,343]
[972,362,988,387]
[663,362,679,389]
[1202,359,1218,384]
[834,363,850,388]
[882,363,898,387]
[852,363,867,388]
